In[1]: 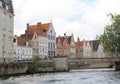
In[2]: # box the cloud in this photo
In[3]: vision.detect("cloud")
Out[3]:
[12,0,120,41]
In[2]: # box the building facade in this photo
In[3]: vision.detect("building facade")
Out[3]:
[38,35,48,59]
[47,22,56,59]
[67,34,76,58]
[75,37,83,58]
[14,36,33,62]
[56,33,75,58]
[0,0,14,62]
[56,36,70,57]
[75,39,105,58]
[19,22,56,59]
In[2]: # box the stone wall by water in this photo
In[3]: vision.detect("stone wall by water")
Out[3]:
[0,63,27,75]
[53,56,68,70]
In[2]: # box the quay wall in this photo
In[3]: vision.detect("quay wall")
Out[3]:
[0,63,27,75]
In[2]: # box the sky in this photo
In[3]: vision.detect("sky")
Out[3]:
[12,0,120,41]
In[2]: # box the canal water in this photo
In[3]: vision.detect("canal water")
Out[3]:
[0,68,120,84]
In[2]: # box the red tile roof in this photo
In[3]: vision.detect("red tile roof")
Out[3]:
[17,37,26,46]
[75,41,84,48]
[25,22,51,40]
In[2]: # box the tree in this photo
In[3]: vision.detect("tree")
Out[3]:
[97,14,120,53]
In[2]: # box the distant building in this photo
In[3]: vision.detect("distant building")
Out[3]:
[97,43,105,57]
[0,0,14,62]
[20,22,56,59]
[56,33,76,58]
[83,40,93,58]
[47,22,56,59]
[14,36,33,62]
[56,35,70,57]
[67,33,76,58]
[75,37,83,58]
[75,39,105,58]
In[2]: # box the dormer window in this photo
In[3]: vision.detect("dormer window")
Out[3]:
[0,1,2,7]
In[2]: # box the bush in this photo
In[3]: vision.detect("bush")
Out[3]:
[27,55,55,74]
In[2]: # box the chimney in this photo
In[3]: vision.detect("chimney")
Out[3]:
[26,42,28,47]
[64,33,67,38]
[27,23,29,29]
[37,22,41,26]
[77,37,80,42]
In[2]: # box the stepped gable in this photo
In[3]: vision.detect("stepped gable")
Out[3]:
[75,41,84,48]
[56,36,66,45]
[67,36,72,44]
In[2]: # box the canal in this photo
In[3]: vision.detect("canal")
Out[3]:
[0,68,120,84]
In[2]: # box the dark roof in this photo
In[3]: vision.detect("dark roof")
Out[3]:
[89,40,99,52]
[2,0,14,14]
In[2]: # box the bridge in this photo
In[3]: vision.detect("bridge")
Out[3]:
[67,57,120,71]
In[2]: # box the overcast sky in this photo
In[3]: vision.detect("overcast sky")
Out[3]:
[12,0,120,41]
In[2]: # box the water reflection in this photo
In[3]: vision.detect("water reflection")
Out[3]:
[0,68,120,84]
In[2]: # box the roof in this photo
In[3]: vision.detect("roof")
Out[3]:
[17,37,26,46]
[89,40,99,52]
[25,22,51,40]
[42,23,51,31]
[75,40,99,52]
[75,41,84,48]
[56,36,66,45]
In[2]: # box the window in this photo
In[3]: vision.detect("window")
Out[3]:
[8,37,11,52]
[8,16,12,31]
[51,43,52,49]
[51,35,52,40]
[48,35,50,40]
[2,35,5,45]
[0,1,2,7]
[53,43,55,49]
[50,30,52,33]
[2,13,5,29]
[48,42,50,49]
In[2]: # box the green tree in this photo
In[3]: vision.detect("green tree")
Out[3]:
[97,14,120,53]
[27,55,40,74]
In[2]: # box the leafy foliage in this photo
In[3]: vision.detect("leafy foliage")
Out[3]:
[97,14,120,53]
[27,55,55,74]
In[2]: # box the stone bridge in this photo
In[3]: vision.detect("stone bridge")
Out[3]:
[67,57,120,71]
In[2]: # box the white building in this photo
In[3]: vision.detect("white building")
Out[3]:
[47,22,56,59]
[0,0,14,62]
[18,22,56,60]
[38,35,48,59]
[83,40,92,58]
[82,40,105,58]
[67,34,76,58]
[14,36,33,62]
[97,43,105,58]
